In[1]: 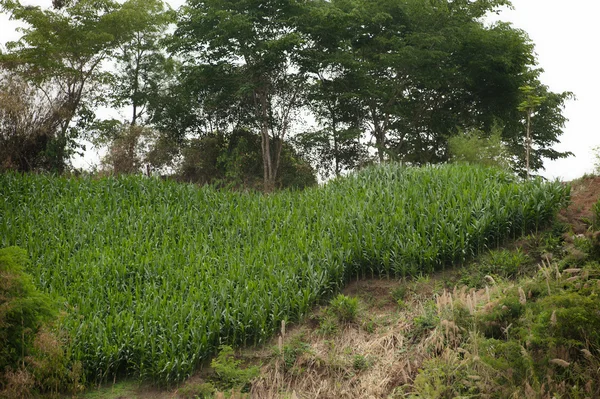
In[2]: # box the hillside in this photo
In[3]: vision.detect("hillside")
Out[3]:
[0,165,575,397]
[85,175,600,399]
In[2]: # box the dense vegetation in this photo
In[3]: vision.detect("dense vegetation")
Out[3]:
[407,197,600,398]
[0,0,572,189]
[0,164,568,384]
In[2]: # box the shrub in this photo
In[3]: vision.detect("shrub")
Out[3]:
[177,381,215,399]
[329,295,359,323]
[352,354,369,371]
[211,346,259,391]
[0,247,55,375]
[0,247,84,397]
[391,286,408,302]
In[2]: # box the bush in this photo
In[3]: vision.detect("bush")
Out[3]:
[448,126,511,170]
[532,292,600,348]
[0,247,83,397]
[177,381,215,399]
[329,295,359,323]
[0,247,55,374]
[211,345,259,392]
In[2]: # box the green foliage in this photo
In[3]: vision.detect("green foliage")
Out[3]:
[177,381,215,399]
[351,354,369,371]
[478,295,524,339]
[412,301,440,338]
[409,351,482,398]
[281,339,311,371]
[0,247,55,373]
[0,247,83,397]
[532,293,600,348]
[390,286,408,302]
[411,241,600,398]
[329,295,359,323]
[460,248,530,288]
[316,317,338,336]
[448,127,511,170]
[0,0,170,173]
[26,329,85,397]
[210,346,259,392]
[178,130,316,190]
[0,163,569,384]
[590,197,600,232]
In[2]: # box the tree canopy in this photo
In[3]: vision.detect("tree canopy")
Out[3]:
[0,0,573,186]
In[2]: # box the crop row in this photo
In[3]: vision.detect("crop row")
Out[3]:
[0,164,569,383]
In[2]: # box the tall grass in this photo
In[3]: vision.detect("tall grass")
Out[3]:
[0,164,569,384]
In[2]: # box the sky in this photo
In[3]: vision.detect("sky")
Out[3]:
[1,0,598,180]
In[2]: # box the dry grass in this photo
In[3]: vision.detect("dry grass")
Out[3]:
[248,275,478,399]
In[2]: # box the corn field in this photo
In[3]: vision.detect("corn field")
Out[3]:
[0,164,569,384]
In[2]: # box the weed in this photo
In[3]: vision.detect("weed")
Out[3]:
[210,346,259,392]
[391,286,408,302]
[316,317,338,336]
[361,319,376,333]
[396,299,408,310]
[178,381,215,399]
[351,355,369,371]
[460,248,530,287]
[412,301,440,338]
[282,339,311,371]
[329,294,359,323]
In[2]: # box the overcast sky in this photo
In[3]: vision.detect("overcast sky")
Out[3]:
[1,0,598,180]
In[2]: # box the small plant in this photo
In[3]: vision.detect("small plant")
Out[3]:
[486,248,529,278]
[396,299,408,310]
[361,319,376,333]
[391,286,408,302]
[282,339,311,371]
[178,381,215,399]
[329,294,359,323]
[460,248,530,287]
[317,316,339,336]
[352,354,369,371]
[211,346,259,392]
[412,301,440,338]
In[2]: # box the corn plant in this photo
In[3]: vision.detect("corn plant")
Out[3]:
[0,163,569,384]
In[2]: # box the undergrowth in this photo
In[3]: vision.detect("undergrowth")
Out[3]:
[404,197,600,398]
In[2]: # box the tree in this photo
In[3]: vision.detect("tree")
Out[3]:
[295,0,369,178]
[0,0,126,171]
[0,0,172,173]
[518,85,544,179]
[0,74,71,171]
[107,0,175,127]
[295,0,572,175]
[172,0,306,192]
[177,129,316,190]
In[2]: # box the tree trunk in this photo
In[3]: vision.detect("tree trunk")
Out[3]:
[258,90,275,192]
[526,110,531,180]
[331,111,340,177]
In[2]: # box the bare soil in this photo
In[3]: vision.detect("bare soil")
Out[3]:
[559,175,600,233]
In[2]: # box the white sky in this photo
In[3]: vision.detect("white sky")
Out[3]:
[1,0,598,180]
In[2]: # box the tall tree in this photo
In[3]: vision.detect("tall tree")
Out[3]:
[295,0,368,177]
[295,0,571,175]
[108,0,175,127]
[0,0,119,171]
[0,0,171,172]
[518,85,544,179]
[172,0,306,192]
